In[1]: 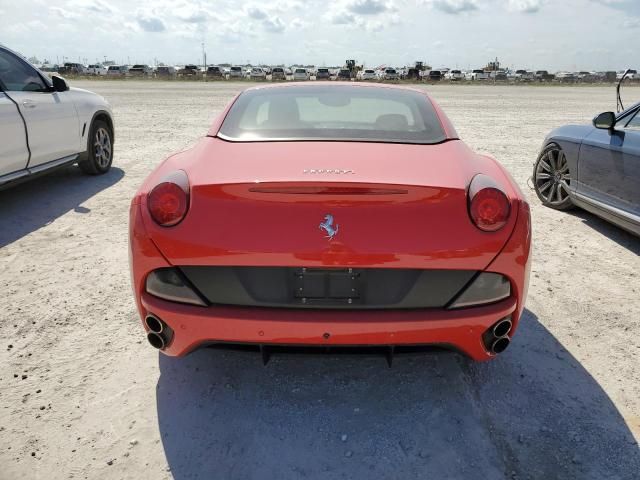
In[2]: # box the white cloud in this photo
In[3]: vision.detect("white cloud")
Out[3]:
[347,0,392,15]
[137,14,166,32]
[508,0,544,13]
[421,0,478,14]
[263,16,286,33]
[246,5,268,20]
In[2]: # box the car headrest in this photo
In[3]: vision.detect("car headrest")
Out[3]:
[375,114,409,131]
[267,97,300,127]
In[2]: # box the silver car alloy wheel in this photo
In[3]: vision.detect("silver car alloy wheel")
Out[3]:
[535,147,570,205]
[94,127,112,168]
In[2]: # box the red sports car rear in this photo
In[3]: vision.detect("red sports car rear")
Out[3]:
[129,83,531,361]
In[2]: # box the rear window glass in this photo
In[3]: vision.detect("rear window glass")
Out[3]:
[218,85,447,144]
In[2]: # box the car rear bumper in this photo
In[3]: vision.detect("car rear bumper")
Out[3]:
[141,292,518,361]
[129,197,530,362]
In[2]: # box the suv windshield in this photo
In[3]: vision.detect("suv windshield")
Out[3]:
[218,85,446,144]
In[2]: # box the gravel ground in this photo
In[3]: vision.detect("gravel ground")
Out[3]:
[0,81,639,480]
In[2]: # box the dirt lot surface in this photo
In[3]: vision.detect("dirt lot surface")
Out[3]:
[1,81,639,480]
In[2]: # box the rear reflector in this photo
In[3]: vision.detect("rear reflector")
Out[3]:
[448,272,510,309]
[146,268,206,306]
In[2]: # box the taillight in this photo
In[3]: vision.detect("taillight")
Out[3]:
[468,174,511,232]
[147,170,189,227]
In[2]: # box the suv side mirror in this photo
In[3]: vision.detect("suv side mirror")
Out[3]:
[593,111,616,130]
[52,75,69,92]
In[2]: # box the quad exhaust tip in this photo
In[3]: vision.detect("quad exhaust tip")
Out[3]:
[144,314,173,350]
[483,317,513,355]
[147,332,166,350]
[492,318,512,338]
[491,336,511,354]
[145,314,164,334]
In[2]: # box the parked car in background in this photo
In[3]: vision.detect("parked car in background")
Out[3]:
[177,65,200,77]
[229,66,244,79]
[250,67,267,80]
[315,68,331,80]
[492,70,508,81]
[535,70,554,82]
[271,67,286,80]
[107,65,128,77]
[467,69,490,81]
[380,68,399,81]
[0,45,115,189]
[59,62,86,76]
[40,64,59,73]
[445,69,464,81]
[575,71,596,83]
[293,68,309,81]
[86,64,107,76]
[128,64,153,77]
[357,69,376,80]
[556,72,576,83]
[617,70,637,80]
[206,66,224,78]
[532,96,639,236]
[428,70,443,81]
[156,66,176,78]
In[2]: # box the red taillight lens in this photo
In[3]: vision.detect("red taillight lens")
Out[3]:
[468,175,511,232]
[148,172,189,227]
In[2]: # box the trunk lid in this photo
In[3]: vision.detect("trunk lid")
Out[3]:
[145,138,517,270]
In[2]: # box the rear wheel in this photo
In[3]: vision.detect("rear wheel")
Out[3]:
[78,119,113,175]
[533,144,573,210]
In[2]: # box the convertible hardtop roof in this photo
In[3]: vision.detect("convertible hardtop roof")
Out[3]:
[207,82,458,140]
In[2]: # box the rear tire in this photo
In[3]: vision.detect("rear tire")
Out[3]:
[78,119,113,175]
[533,144,573,211]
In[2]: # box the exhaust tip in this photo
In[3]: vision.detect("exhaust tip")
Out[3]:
[492,319,513,338]
[145,315,163,334]
[147,332,166,350]
[491,337,510,354]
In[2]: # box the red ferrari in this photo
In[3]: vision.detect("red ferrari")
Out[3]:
[129,83,531,362]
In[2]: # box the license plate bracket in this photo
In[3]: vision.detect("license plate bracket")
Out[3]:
[294,268,361,304]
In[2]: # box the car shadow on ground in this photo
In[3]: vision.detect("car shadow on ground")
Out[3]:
[156,309,639,480]
[0,166,124,248]
[568,209,640,255]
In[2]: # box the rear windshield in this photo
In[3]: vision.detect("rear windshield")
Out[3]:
[218,85,447,144]
[295,69,306,73]
[273,68,284,72]
[231,67,242,71]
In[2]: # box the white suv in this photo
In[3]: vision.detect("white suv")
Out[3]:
[0,46,115,189]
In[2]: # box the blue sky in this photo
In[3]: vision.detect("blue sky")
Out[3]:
[1,0,639,70]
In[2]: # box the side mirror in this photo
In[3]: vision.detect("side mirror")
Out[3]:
[52,75,69,92]
[593,111,616,130]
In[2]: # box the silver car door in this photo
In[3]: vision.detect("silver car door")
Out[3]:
[0,91,29,177]
[0,48,81,168]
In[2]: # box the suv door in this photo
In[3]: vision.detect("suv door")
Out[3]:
[0,48,81,168]
[578,106,640,218]
[0,91,29,177]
